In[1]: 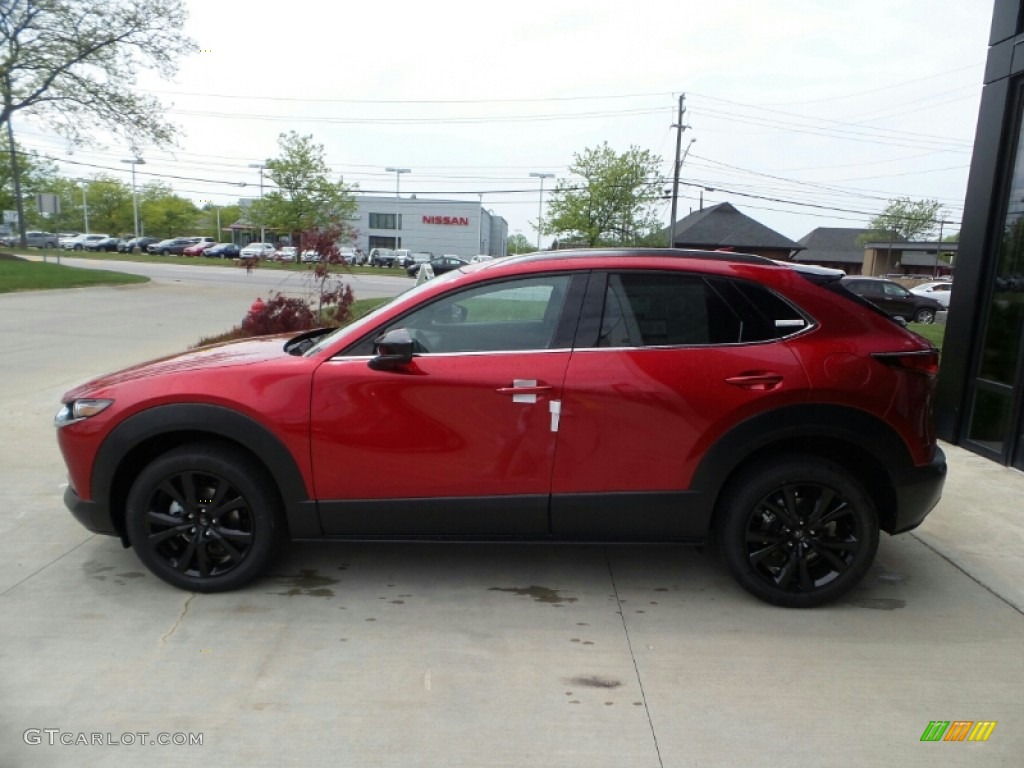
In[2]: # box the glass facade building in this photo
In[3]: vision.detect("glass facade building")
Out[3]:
[937,0,1024,469]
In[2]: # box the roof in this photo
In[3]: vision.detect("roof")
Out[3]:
[794,227,874,264]
[664,202,802,251]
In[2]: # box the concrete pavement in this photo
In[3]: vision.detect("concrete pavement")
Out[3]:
[0,278,1021,767]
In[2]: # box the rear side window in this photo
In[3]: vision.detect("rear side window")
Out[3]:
[595,272,807,348]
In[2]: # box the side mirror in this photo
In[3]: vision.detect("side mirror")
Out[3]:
[369,328,416,371]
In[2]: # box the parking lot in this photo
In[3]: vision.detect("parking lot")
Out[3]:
[1,277,1022,767]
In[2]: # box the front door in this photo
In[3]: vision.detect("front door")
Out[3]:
[310,273,581,536]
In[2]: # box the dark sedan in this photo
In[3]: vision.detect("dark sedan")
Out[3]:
[119,237,160,254]
[840,277,944,324]
[204,242,241,259]
[406,255,469,278]
[148,237,200,256]
[84,237,125,252]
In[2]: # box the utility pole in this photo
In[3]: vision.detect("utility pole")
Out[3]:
[668,93,690,249]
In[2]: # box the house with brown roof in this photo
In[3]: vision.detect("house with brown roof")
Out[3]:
[664,202,802,260]
[793,227,874,274]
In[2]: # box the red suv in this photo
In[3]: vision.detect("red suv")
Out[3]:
[55,250,946,607]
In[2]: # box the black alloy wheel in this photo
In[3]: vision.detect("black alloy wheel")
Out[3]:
[126,444,283,592]
[717,456,878,608]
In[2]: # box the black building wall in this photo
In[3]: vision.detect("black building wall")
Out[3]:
[936,0,1024,469]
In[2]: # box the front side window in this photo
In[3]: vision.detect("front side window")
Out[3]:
[383,275,573,354]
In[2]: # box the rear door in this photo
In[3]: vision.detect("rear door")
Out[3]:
[550,270,811,538]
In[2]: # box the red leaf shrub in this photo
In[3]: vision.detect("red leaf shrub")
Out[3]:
[241,293,318,336]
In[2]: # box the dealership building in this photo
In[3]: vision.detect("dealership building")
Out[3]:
[937,0,1024,470]
[347,195,508,259]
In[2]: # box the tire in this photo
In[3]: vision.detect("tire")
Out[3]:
[913,308,936,324]
[716,456,879,608]
[125,443,285,592]
[74,244,83,250]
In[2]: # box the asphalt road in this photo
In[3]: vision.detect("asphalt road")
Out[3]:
[0,279,1021,767]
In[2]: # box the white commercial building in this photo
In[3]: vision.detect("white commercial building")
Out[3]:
[348,196,507,259]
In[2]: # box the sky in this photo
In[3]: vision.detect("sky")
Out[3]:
[14,0,993,246]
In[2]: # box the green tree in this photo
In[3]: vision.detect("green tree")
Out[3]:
[198,202,241,241]
[40,176,88,233]
[0,133,56,228]
[1,0,196,244]
[543,142,663,247]
[81,176,133,235]
[138,181,199,238]
[249,131,356,241]
[506,232,534,255]
[865,197,945,242]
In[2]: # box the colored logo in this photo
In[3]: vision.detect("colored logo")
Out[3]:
[920,721,997,742]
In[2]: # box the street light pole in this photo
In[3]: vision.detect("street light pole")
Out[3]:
[385,167,410,250]
[248,163,266,243]
[78,180,89,233]
[120,158,145,239]
[529,172,554,250]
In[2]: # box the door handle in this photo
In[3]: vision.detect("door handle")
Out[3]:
[495,385,553,395]
[724,372,783,391]
[496,380,552,403]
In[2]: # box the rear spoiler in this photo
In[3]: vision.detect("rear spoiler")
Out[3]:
[769,260,846,285]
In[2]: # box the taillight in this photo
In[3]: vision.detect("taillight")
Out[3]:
[872,350,939,377]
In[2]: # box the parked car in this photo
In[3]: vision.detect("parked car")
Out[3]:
[183,238,217,257]
[148,237,200,256]
[339,247,357,265]
[119,237,160,254]
[62,233,110,251]
[405,254,468,277]
[240,242,276,259]
[54,248,946,607]
[909,281,953,309]
[840,277,944,324]
[84,236,124,252]
[58,233,80,248]
[204,243,241,259]
[393,248,414,268]
[470,254,494,263]
[18,231,61,248]
[368,247,396,267]
[273,246,298,262]
[405,252,434,274]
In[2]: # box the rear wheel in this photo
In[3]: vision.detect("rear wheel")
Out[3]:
[913,307,936,324]
[716,456,878,608]
[125,443,284,592]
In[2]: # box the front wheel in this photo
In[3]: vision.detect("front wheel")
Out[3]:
[125,443,285,592]
[716,456,879,608]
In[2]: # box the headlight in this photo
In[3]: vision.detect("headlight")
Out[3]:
[54,399,114,428]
